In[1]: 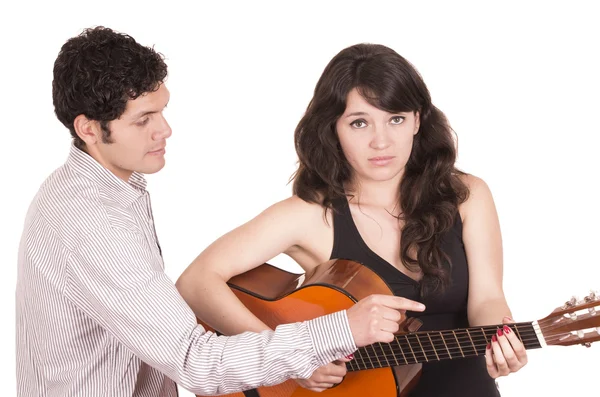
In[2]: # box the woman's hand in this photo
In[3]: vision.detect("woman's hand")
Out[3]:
[485,316,528,378]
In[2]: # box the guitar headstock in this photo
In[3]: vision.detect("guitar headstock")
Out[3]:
[538,290,600,347]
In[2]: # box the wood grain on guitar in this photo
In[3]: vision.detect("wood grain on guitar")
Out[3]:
[195,259,600,397]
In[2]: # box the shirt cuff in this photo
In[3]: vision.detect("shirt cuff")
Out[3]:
[304,310,357,366]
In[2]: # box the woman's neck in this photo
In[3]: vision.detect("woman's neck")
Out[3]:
[346,176,401,214]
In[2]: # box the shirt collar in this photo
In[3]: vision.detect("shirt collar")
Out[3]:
[66,144,147,204]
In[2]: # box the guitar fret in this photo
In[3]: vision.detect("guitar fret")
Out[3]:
[385,341,400,366]
[455,329,476,357]
[514,324,523,343]
[409,334,429,363]
[414,334,428,362]
[364,345,375,369]
[347,358,356,371]
[418,332,438,362]
[480,328,490,345]
[394,337,409,365]
[404,334,419,363]
[452,330,465,358]
[439,331,453,359]
[355,349,368,370]
[477,327,493,356]
[465,329,477,355]
[369,344,382,369]
[377,342,390,367]
[428,332,451,360]
[426,333,440,361]
[443,330,464,358]
[377,342,391,368]
[514,323,542,349]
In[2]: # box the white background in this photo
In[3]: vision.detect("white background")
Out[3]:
[1,1,599,396]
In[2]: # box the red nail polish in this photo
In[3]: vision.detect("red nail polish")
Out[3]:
[497,328,503,336]
[486,343,491,350]
[492,334,497,342]
[346,354,354,360]
[503,325,511,334]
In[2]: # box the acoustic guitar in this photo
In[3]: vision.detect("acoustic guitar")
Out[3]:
[196,259,600,397]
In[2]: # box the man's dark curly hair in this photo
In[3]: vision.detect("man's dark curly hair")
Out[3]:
[52,26,168,149]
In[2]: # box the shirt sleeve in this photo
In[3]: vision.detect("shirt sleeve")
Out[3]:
[64,225,356,395]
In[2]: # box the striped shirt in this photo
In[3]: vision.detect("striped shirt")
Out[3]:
[15,144,356,396]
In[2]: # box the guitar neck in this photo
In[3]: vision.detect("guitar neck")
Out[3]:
[347,322,542,371]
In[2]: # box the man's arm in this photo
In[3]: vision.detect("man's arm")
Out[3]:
[64,225,356,395]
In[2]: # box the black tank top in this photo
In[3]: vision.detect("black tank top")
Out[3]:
[330,197,501,397]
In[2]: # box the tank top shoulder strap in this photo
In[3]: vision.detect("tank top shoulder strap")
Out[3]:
[329,196,353,260]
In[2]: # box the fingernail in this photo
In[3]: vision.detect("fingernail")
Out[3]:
[486,343,491,350]
[503,325,511,334]
[492,334,498,342]
[503,316,513,322]
[497,328,503,336]
[346,354,354,360]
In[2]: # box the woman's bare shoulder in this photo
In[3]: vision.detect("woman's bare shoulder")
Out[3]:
[457,172,495,221]
[268,194,329,224]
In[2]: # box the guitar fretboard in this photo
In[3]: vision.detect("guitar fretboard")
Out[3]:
[347,322,541,371]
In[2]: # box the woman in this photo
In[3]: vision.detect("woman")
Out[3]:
[176,43,527,396]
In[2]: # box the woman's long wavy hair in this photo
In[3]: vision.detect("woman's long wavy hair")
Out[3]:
[291,43,469,296]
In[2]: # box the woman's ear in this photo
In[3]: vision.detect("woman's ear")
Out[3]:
[413,111,420,135]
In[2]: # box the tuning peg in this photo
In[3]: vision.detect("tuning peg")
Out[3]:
[569,312,578,320]
[581,342,592,348]
[563,296,577,309]
[585,290,597,302]
[589,307,597,315]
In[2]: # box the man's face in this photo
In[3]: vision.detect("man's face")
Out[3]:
[89,83,172,181]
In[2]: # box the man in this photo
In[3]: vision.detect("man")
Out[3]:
[15,26,425,396]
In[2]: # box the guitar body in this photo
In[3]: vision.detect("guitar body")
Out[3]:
[194,259,600,397]
[196,259,421,397]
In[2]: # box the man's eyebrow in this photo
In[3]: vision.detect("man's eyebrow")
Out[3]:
[131,100,169,120]
[131,110,156,119]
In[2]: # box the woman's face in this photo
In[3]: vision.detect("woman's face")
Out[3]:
[335,88,420,187]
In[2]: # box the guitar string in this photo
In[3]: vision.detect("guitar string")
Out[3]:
[344,302,599,369]
[348,337,597,367]
[350,334,538,365]
[341,301,598,369]
[347,323,599,365]
[348,333,538,370]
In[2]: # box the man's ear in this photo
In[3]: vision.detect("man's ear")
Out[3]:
[73,115,101,146]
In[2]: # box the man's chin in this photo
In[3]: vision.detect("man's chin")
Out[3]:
[139,160,166,175]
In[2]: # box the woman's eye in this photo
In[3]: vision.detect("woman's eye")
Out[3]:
[390,116,405,125]
[350,119,367,129]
